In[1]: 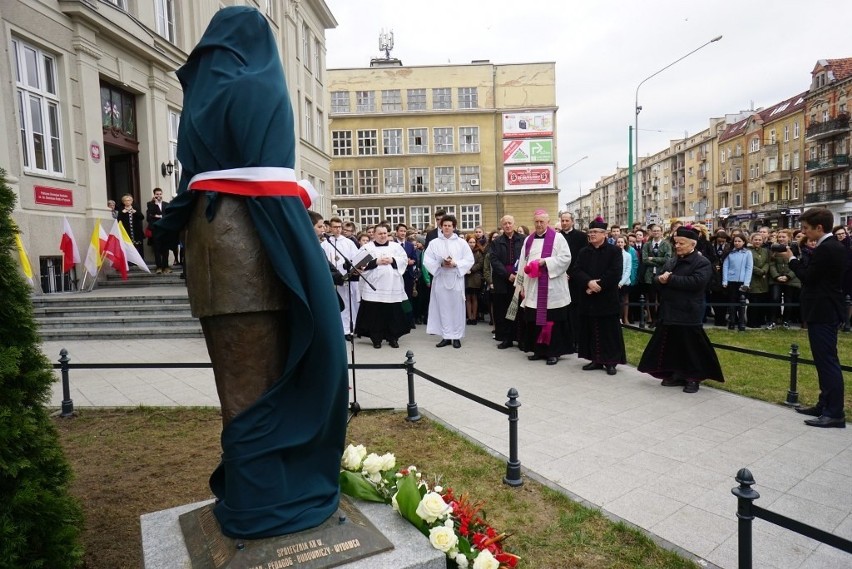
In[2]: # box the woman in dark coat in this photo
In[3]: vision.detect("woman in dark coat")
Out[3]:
[638,225,724,393]
[116,193,145,260]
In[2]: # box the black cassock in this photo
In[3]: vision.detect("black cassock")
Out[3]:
[574,242,626,365]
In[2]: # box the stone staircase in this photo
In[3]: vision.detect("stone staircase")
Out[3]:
[33,267,202,341]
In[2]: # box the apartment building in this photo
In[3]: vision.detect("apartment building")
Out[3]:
[3,0,334,290]
[804,58,852,226]
[327,60,558,233]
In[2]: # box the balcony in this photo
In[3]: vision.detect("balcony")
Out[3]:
[763,168,792,183]
[805,154,850,172]
[762,143,779,158]
[804,190,849,204]
[697,149,707,161]
[806,114,850,141]
[729,156,744,167]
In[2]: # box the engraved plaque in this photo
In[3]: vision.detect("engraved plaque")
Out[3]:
[179,496,394,569]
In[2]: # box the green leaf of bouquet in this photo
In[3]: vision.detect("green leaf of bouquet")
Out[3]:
[339,471,384,502]
[396,475,428,535]
[457,536,472,556]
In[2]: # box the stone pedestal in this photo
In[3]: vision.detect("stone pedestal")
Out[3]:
[141,498,445,569]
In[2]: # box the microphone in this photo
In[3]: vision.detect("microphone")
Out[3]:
[321,232,332,239]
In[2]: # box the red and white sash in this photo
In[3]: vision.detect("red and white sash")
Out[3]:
[188,167,317,208]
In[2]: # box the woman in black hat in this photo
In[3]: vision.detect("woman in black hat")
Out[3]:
[638,225,724,393]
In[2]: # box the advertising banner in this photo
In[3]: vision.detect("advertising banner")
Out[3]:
[504,165,554,190]
[502,112,553,138]
[502,139,553,164]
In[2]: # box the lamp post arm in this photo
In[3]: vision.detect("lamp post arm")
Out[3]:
[634,35,722,109]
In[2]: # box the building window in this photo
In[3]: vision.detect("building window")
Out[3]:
[460,166,480,191]
[750,190,760,205]
[793,121,800,138]
[382,129,403,155]
[357,129,378,155]
[384,206,405,227]
[383,168,404,194]
[359,207,380,227]
[769,129,776,144]
[155,0,176,43]
[793,178,799,198]
[303,99,313,143]
[331,91,350,113]
[749,137,760,153]
[433,88,451,110]
[408,128,428,153]
[734,193,742,208]
[333,171,354,195]
[167,109,180,195]
[314,40,322,80]
[105,0,127,9]
[302,24,311,70]
[358,169,379,194]
[409,206,431,231]
[409,167,429,193]
[783,125,789,142]
[332,131,351,156]
[792,150,800,169]
[381,89,402,112]
[459,204,481,231]
[458,87,478,109]
[14,39,64,175]
[434,127,454,153]
[435,204,457,217]
[734,168,742,182]
[407,88,426,110]
[316,110,324,149]
[336,208,355,222]
[356,90,375,113]
[735,144,742,157]
[435,167,455,192]
[782,153,790,171]
[459,126,479,153]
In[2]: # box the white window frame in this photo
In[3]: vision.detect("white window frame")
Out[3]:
[409,167,429,193]
[434,166,455,192]
[303,99,313,143]
[750,190,760,205]
[315,109,324,150]
[793,121,800,138]
[783,125,789,142]
[435,204,457,217]
[409,206,431,231]
[432,87,451,110]
[333,170,354,195]
[458,87,478,109]
[331,91,349,114]
[336,208,355,223]
[332,130,352,156]
[359,207,380,227]
[358,169,379,195]
[407,88,426,111]
[356,91,375,113]
[734,193,742,208]
[381,89,402,112]
[408,128,428,153]
[459,126,479,153]
[459,204,481,231]
[357,129,378,156]
[302,24,311,70]
[155,0,176,43]
[13,38,64,176]
[384,206,406,227]
[434,127,454,153]
[167,109,180,196]
[314,39,322,81]
[460,165,480,191]
[383,168,404,194]
[105,0,127,9]
[382,128,403,155]
[749,137,760,153]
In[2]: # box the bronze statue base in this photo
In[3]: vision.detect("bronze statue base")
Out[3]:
[178,496,394,569]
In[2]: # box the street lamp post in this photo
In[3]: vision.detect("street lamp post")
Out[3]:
[631,35,722,228]
[558,155,588,210]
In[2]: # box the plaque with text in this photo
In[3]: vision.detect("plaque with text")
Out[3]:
[179,496,394,569]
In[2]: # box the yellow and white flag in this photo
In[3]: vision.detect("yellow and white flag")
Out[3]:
[117,221,150,272]
[15,233,34,286]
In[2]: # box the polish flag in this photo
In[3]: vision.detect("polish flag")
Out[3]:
[104,221,129,280]
[59,217,81,273]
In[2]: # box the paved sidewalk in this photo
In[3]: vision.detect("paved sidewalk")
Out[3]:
[45,306,852,569]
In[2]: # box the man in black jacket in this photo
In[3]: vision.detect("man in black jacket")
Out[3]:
[560,212,587,351]
[779,207,847,428]
[490,215,525,349]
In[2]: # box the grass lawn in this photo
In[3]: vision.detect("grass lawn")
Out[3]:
[623,326,852,409]
[55,408,698,569]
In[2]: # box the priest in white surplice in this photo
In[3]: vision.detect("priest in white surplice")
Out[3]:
[424,215,475,348]
[353,225,411,348]
[321,217,360,339]
[514,209,574,365]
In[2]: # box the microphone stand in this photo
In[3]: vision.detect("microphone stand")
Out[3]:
[323,235,376,421]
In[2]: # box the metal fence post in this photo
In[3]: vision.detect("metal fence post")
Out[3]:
[59,348,74,418]
[638,294,647,329]
[404,350,420,422]
[731,468,759,569]
[784,343,800,407]
[503,388,523,487]
[844,295,851,333]
[738,293,748,332]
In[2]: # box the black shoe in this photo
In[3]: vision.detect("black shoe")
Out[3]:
[452,339,461,349]
[471,320,477,325]
[728,323,735,330]
[372,341,382,349]
[389,339,399,348]
[683,381,699,393]
[605,365,617,375]
[345,334,353,342]
[582,362,603,371]
[436,339,451,348]
[528,354,543,361]
[546,357,558,366]
[661,378,687,387]
[497,341,513,350]
[795,406,822,417]
[804,415,846,428]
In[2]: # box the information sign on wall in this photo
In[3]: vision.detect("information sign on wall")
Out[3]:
[34,186,74,207]
[503,165,554,190]
[503,139,553,164]
[502,112,554,138]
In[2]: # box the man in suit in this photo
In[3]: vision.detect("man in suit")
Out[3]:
[779,207,847,428]
[560,212,587,350]
[146,187,170,273]
[490,215,525,349]
[424,210,446,247]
